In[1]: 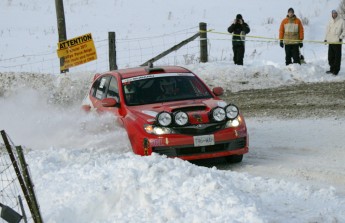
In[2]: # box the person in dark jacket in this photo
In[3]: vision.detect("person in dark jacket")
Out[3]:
[228,14,250,65]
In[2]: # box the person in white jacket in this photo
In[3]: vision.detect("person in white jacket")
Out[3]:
[324,10,345,75]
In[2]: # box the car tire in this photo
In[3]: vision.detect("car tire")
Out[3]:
[225,154,243,163]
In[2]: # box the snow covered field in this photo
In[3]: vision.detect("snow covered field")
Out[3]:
[1,0,345,222]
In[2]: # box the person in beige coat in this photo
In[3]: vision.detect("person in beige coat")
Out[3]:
[324,10,345,75]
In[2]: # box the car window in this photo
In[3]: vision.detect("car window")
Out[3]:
[122,73,212,105]
[92,76,111,100]
[106,77,120,101]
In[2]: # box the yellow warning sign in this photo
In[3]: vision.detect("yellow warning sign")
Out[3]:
[57,33,97,70]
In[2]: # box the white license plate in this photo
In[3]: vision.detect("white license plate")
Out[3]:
[193,134,215,147]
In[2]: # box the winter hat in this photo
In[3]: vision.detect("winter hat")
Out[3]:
[236,14,242,20]
[332,10,338,14]
[288,8,294,13]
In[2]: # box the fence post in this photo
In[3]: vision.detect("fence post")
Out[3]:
[199,22,208,63]
[109,32,118,70]
[55,0,69,73]
[16,146,43,223]
[140,32,200,67]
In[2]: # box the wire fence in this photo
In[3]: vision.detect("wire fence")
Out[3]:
[0,143,25,223]
[1,130,45,223]
[0,24,333,75]
[0,26,202,75]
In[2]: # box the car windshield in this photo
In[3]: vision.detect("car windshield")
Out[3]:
[122,73,212,105]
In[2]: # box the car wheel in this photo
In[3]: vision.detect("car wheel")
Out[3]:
[225,154,243,163]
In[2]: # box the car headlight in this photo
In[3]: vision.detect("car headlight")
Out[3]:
[153,127,172,135]
[225,104,239,120]
[157,112,172,126]
[144,124,173,135]
[174,111,188,126]
[211,107,226,122]
[225,118,240,128]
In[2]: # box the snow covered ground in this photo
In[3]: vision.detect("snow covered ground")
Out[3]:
[1,0,345,222]
[1,66,345,223]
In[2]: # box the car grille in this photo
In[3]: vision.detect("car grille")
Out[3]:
[172,106,207,112]
[173,123,225,135]
[152,137,246,157]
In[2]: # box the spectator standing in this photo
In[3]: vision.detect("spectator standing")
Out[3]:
[324,10,345,75]
[279,8,304,65]
[228,14,250,65]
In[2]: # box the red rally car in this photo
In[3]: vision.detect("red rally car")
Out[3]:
[82,66,249,162]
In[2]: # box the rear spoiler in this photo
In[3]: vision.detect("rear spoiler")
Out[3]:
[145,67,164,73]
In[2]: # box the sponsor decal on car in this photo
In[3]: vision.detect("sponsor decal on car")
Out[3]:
[122,73,194,83]
[142,110,158,117]
[192,113,203,123]
[150,138,165,147]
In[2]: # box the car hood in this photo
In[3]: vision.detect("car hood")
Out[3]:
[127,98,228,124]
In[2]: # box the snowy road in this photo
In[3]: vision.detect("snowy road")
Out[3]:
[187,81,345,198]
[225,81,345,118]
[224,118,345,197]
[190,118,345,198]
[220,81,345,197]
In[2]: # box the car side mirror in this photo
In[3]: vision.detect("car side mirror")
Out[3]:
[101,98,118,107]
[212,87,224,96]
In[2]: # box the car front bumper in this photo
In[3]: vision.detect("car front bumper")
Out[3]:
[152,136,248,160]
[140,124,249,160]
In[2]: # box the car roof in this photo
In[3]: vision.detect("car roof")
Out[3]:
[114,66,192,79]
